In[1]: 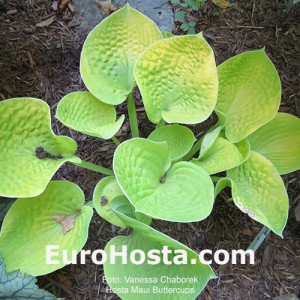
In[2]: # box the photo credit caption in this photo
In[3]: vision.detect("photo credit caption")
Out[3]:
[103,275,199,295]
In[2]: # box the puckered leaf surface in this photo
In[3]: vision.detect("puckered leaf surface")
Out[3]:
[113,138,214,222]
[223,151,289,236]
[0,181,93,276]
[247,112,300,174]
[134,34,218,124]
[103,196,216,300]
[0,254,59,299]
[215,49,281,143]
[56,92,124,139]
[0,98,79,198]
[80,4,162,105]
[148,125,196,161]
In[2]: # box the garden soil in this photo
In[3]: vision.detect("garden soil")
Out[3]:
[0,0,299,299]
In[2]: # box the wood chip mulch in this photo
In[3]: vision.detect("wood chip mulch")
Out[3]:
[0,0,299,299]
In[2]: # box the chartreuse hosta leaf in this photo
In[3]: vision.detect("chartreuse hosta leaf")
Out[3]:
[113,138,214,222]
[0,254,59,299]
[148,125,196,161]
[134,34,218,124]
[56,91,125,139]
[0,181,93,276]
[215,49,281,143]
[199,126,222,156]
[215,152,289,236]
[93,176,151,227]
[193,127,250,174]
[0,98,80,198]
[103,196,216,300]
[247,113,300,174]
[80,4,162,105]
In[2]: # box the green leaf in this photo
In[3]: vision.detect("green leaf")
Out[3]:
[180,23,189,31]
[0,254,59,299]
[93,176,126,227]
[161,31,174,38]
[93,177,152,227]
[193,137,250,174]
[228,2,237,7]
[199,126,222,156]
[56,91,124,139]
[189,21,197,27]
[134,34,218,124]
[214,178,231,198]
[80,4,162,105]
[103,196,216,300]
[215,49,281,143]
[171,0,180,4]
[247,112,300,174]
[175,10,185,22]
[187,27,196,34]
[113,138,214,222]
[227,151,289,236]
[148,125,196,161]
[0,98,80,198]
[0,181,93,276]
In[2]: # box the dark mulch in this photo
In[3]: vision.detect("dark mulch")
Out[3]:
[0,0,299,299]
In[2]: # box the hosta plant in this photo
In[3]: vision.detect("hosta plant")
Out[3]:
[0,4,299,299]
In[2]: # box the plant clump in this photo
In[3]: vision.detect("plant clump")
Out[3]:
[0,4,299,299]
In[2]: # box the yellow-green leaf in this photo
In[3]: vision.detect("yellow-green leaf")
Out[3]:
[135,34,218,124]
[0,181,93,276]
[0,98,79,198]
[247,112,300,174]
[80,4,162,105]
[227,151,289,236]
[215,49,281,143]
[56,92,124,139]
[148,125,196,161]
[103,196,216,300]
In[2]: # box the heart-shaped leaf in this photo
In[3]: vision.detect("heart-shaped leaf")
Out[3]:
[193,132,250,174]
[0,181,93,276]
[56,91,125,139]
[93,177,152,227]
[219,151,289,236]
[215,49,281,143]
[134,34,218,124]
[113,138,214,222]
[103,196,216,300]
[0,254,59,299]
[80,4,162,105]
[247,112,300,174]
[0,98,80,198]
[93,176,126,227]
[148,125,196,161]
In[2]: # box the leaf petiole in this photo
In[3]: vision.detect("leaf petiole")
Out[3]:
[127,92,139,138]
[182,137,203,161]
[111,136,121,146]
[70,160,114,176]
